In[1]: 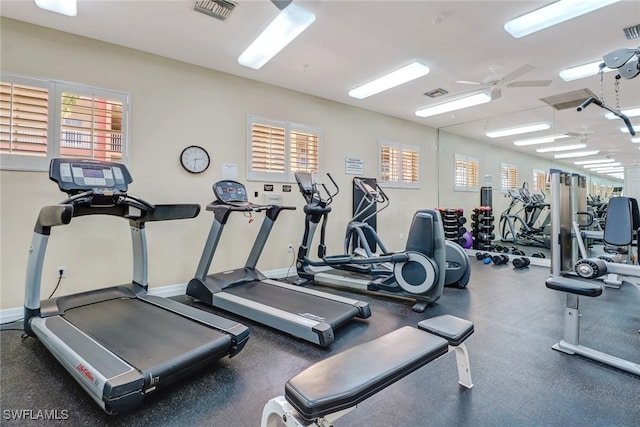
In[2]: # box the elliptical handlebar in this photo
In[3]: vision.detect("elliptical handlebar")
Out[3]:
[320,173,339,206]
[351,177,390,223]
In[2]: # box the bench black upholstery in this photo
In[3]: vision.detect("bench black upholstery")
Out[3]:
[418,314,474,346]
[545,276,603,297]
[284,326,448,420]
[604,197,633,249]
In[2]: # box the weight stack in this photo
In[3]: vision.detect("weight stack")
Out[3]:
[438,208,468,247]
[471,206,495,250]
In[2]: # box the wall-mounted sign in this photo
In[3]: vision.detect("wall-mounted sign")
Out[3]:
[345,157,364,175]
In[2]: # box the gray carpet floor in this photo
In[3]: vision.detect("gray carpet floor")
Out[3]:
[1,261,639,426]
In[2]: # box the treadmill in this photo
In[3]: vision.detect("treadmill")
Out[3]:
[186,180,371,347]
[24,159,250,415]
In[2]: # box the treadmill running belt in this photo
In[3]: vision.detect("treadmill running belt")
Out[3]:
[223,281,359,326]
[63,298,231,372]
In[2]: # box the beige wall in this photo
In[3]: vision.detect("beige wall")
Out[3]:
[0,18,439,309]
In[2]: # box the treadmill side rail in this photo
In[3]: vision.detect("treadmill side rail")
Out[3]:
[30,316,144,415]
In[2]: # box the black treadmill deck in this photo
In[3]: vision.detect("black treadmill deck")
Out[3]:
[63,298,232,372]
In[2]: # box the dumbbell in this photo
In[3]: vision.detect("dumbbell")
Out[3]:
[511,248,526,256]
[475,252,492,264]
[512,257,530,269]
[531,252,546,258]
[492,254,510,265]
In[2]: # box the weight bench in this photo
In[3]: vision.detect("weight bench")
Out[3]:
[261,315,473,427]
[546,275,640,376]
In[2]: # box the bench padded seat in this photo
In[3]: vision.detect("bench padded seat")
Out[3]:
[417,315,474,346]
[285,326,448,420]
[545,276,603,297]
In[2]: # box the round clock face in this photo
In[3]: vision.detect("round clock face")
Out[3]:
[180,145,210,174]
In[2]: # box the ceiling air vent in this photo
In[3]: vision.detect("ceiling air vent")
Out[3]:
[540,89,597,110]
[424,88,449,98]
[623,23,640,40]
[194,0,238,21]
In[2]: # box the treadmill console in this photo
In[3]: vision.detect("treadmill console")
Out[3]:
[49,158,132,195]
[213,180,248,204]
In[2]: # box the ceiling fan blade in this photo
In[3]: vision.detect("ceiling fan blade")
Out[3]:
[455,80,482,85]
[508,80,552,88]
[502,64,535,82]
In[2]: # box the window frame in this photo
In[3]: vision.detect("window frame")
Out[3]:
[454,153,479,192]
[1,72,130,172]
[378,139,419,189]
[246,114,321,183]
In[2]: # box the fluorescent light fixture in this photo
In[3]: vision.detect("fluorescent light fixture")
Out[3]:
[238,3,315,70]
[349,62,430,100]
[632,137,640,143]
[536,143,587,153]
[486,123,550,138]
[608,173,625,178]
[34,0,77,16]
[620,125,640,133]
[504,0,620,39]
[574,158,615,165]
[415,91,491,118]
[597,168,625,173]
[559,60,614,81]
[513,134,569,146]
[554,150,599,159]
[605,107,640,119]
[584,162,621,169]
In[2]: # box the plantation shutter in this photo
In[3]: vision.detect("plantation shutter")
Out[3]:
[60,92,124,161]
[454,154,479,191]
[401,148,419,183]
[250,121,286,173]
[0,81,49,157]
[290,127,319,174]
[501,163,518,189]
[380,144,400,182]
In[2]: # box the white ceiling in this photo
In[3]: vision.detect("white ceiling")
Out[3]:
[3,0,640,175]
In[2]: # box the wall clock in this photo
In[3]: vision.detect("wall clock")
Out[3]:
[180,145,210,174]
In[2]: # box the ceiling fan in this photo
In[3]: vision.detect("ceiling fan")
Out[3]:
[455,64,552,100]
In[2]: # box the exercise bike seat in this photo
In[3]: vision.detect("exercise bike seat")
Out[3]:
[284,326,448,420]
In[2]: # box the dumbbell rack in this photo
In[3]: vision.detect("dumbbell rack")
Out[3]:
[471,206,495,250]
[438,208,468,246]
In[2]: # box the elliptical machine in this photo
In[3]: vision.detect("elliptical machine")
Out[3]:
[294,172,446,312]
[347,177,470,288]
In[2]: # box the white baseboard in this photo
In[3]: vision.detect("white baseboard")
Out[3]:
[0,307,23,324]
[1,268,295,324]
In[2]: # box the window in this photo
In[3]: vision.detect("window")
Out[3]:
[500,163,518,190]
[1,73,129,171]
[378,140,419,188]
[454,154,479,191]
[247,115,320,182]
[532,169,546,192]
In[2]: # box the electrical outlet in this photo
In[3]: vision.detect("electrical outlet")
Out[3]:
[56,265,67,278]
[287,244,294,253]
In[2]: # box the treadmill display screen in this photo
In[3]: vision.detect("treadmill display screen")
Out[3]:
[213,181,248,203]
[50,158,132,194]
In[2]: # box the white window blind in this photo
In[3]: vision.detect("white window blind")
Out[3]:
[247,115,321,182]
[454,154,479,191]
[1,73,130,171]
[378,140,419,188]
[501,163,518,190]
